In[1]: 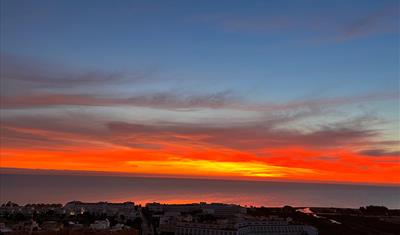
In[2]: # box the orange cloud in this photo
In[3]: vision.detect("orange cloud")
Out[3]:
[1,94,399,185]
[2,142,399,185]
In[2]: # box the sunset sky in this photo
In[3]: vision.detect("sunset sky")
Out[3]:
[1,0,399,185]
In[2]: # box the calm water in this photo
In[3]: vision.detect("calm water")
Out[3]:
[1,174,399,208]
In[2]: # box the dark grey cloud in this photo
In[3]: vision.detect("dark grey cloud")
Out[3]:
[0,110,381,152]
[0,52,240,110]
[0,53,151,95]
[375,140,400,146]
[0,90,237,110]
[0,126,80,150]
[358,149,400,157]
[1,91,396,112]
[1,52,398,112]
[106,120,376,150]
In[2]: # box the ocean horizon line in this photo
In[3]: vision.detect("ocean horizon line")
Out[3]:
[2,172,399,209]
[1,167,399,188]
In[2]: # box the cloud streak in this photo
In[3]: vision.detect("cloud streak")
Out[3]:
[0,91,236,110]
[339,4,399,40]
[1,91,397,112]
[106,120,378,150]
[0,53,154,96]
[359,149,400,157]
[194,3,399,41]
[0,111,380,152]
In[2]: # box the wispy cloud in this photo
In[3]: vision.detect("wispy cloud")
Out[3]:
[0,111,381,151]
[1,91,397,112]
[338,4,399,41]
[2,52,398,112]
[105,120,377,150]
[0,53,153,95]
[194,13,295,33]
[193,3,399,42]
[0,91,237,110]
[358,149,400,157]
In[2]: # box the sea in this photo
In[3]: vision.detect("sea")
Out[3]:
[1,174,399,208]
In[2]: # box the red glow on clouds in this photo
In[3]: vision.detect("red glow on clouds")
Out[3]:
[2,137,399,185]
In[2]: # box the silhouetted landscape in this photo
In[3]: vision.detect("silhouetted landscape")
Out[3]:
[1,201,400,235]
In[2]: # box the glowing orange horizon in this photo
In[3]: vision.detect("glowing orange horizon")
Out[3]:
[2,144,399,185]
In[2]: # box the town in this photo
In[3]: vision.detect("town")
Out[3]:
[1,201,399,235]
